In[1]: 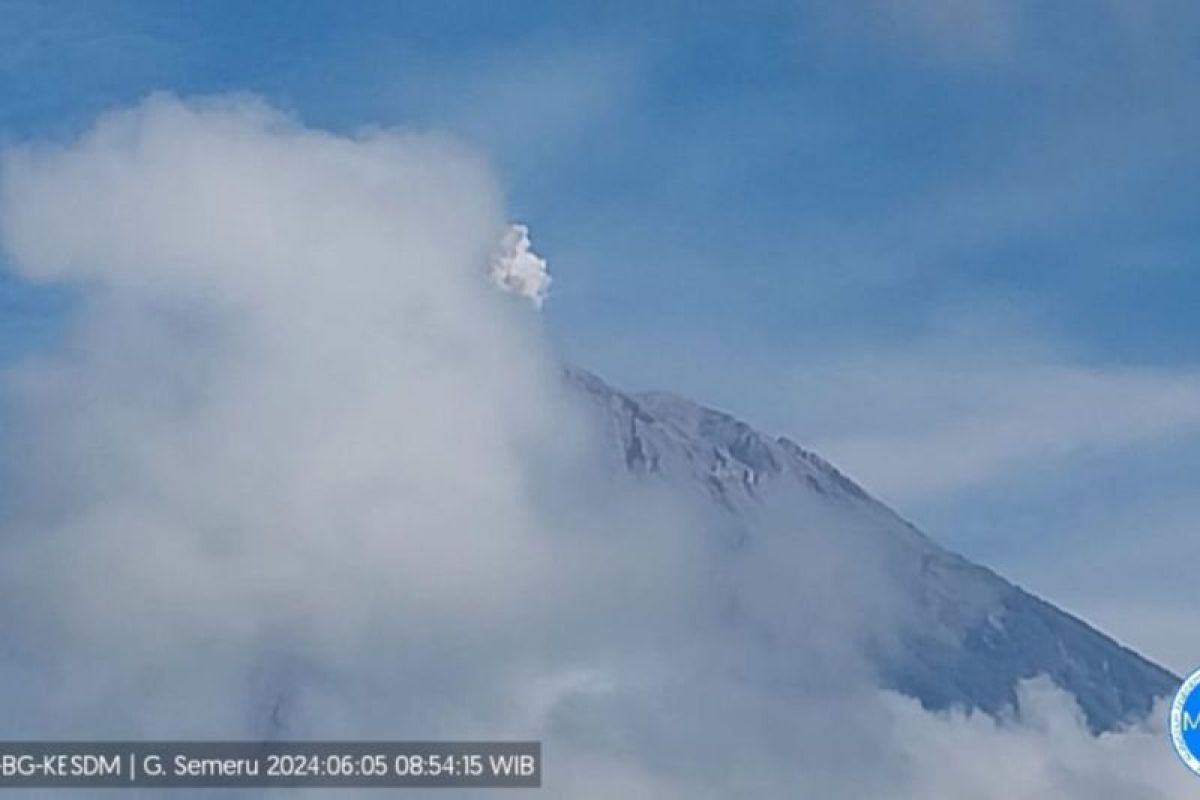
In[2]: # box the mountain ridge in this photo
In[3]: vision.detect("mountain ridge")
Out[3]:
[564,366,1179,733]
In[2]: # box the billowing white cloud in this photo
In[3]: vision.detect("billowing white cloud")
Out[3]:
[490,223,550,308]
[0,95,1189,797]
[0,92,586,737]
[883,681,1193,800]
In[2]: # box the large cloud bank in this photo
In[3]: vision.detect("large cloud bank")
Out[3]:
[0,95,1190,797]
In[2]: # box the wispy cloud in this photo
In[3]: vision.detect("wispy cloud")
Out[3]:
[813,0,1019,67]
[806,358,1200,502]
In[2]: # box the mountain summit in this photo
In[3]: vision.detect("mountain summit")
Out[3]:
[566,367,1178,733]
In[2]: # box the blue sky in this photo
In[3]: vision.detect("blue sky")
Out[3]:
[2,0,1199,669]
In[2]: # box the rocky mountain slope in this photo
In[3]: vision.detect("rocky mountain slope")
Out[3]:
[566,367,1178,733]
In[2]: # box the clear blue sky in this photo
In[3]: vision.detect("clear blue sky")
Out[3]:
[2,0,1199,669]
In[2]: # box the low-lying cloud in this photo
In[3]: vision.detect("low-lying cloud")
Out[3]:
[0,94,1190,797]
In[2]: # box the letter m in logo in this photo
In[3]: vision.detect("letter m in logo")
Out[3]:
[1184,711,1200,732]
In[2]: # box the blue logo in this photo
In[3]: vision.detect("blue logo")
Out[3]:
[1171,667,1200,775]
